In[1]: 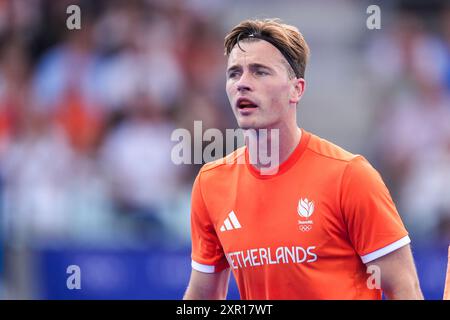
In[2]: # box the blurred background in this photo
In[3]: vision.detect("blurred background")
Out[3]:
[0,0,449,299]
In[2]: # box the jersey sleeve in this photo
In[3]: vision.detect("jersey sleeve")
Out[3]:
[190,172,229,273]
[340,156,410,264]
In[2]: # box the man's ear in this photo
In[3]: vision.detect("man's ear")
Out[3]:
[289,78,305,105]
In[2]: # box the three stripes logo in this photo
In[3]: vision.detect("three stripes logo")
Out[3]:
[220,211,242,232]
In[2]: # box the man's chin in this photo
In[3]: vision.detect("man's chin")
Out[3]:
[237,120,261,131]
[238,124,259,131]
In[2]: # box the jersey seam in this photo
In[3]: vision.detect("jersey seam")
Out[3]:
[197,171,213,223]
[199,147,246,174]
[338,155,364,243]
[306,146,359,163]
[196,172,228,269]
[338,156,362,297]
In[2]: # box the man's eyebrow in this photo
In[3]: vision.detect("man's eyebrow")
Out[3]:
[249,63,272,70]
[227,63,273,73]
[227,65,241,73]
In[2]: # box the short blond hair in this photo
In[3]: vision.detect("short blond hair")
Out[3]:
[224,18,310,79]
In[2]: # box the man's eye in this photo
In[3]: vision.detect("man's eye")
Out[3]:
[228,72,239,79]
[255,70,269,76]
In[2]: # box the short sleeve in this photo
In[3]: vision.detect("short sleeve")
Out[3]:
[190,172,229,273]
[340,156,410,264]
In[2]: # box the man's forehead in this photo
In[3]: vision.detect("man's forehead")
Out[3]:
[227,40,284,67]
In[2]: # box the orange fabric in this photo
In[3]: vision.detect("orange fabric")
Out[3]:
[444,246,450,300]
[190,129,409,299]
[55,90,103,152]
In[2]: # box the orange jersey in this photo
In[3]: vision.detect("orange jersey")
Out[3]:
[190,129,410,299]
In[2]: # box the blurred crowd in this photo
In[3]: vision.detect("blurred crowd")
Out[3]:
[365,7,450,242]
[0,0,235,248]
[0,0,449,298]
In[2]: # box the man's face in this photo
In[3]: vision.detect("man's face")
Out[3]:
[226,40,301,130]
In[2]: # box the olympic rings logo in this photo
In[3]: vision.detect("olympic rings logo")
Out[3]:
[299,225,312,232]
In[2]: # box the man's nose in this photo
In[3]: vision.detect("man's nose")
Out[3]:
[236,72,253,92]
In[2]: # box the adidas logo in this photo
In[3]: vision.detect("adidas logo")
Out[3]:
[220,211,242,232]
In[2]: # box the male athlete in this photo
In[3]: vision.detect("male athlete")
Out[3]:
[183,18,423,299]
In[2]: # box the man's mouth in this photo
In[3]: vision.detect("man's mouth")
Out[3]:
[236,98,258,109]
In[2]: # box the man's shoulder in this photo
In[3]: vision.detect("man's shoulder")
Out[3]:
[199,146,246,175]
[306,132,360,164]
[306,131,379,181]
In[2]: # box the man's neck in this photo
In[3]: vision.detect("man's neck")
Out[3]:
[245,124,302,171]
